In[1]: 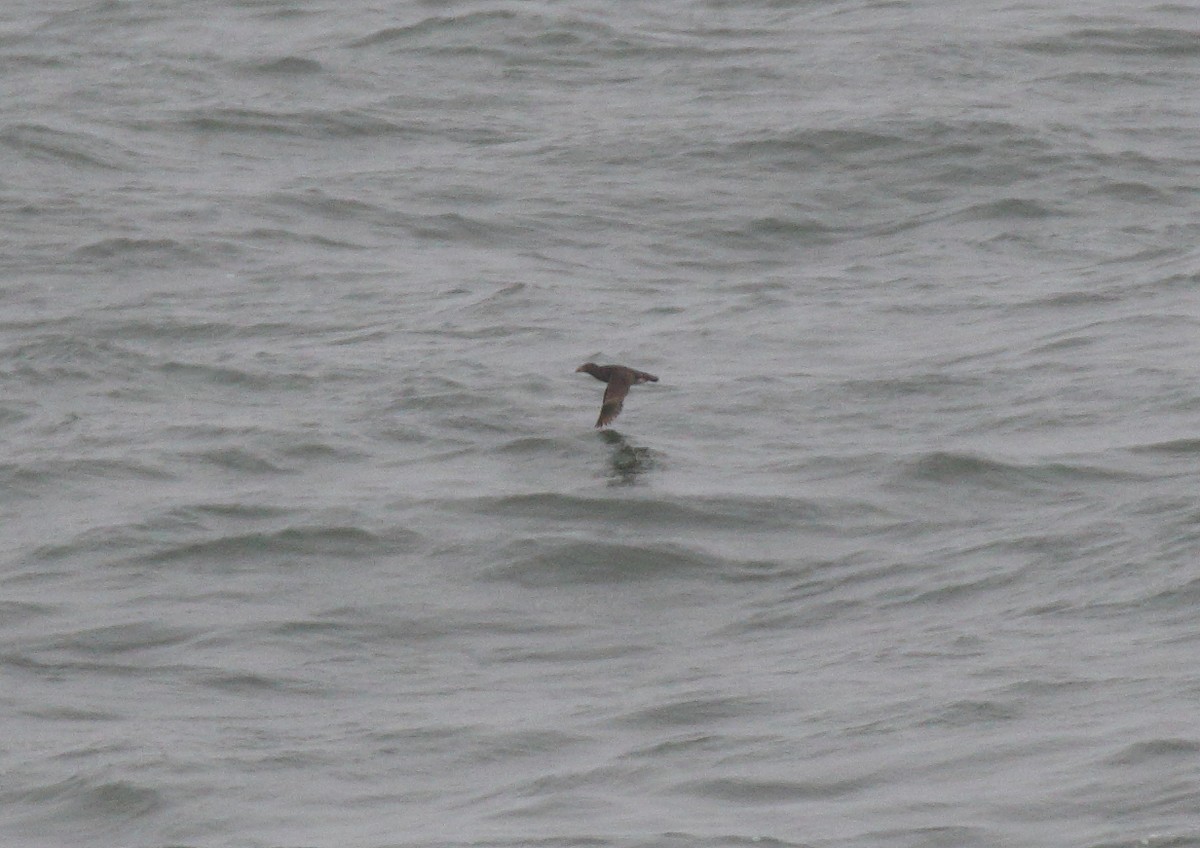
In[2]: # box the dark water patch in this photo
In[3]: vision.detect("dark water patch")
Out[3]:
[263,187,393,224]
[440,837,809,848]
[680,775,868,803]
[0,405,36,431]
[728,554,918,621]
[1018,27,1200,58]
[162,423,285,442]
[0,333,155,382]
[347,10,522,48]
[374,422,435,445]
[1129,438,1200,455]
[182,502,291,521]
[20,705,120,721]
[713,118,1057,186]
[34,621,198,656]
[363,724,487,763]
[1134,575,1200,612]
[721,598,867,635]
[407,211,524,245]
[1090,180,1175,204]
[1,651,149,681]
[5,775,164,823]
[260,608,479,646]
[1028,313,1200,353]
[0,122,130,170]
[1027,332,1097,354]
[899,565,1024,607]
[1086,834,1200,848]
[490,538,725,586]
[496,436,574,456]
[997,677,1104,707]
[347,8,668,71]
[622,695,770,730]
[399,386,489,414]
[489,640,650,665]
[181,106,402,139]
[194,669,324,695]
[462,491,820,531]
[1016,283,1146,309]
[245,226,368,250]
[186,447,292,474]
[262,616,359,639]
[278,440,366,462]
[0,599,56,625]
[626,734,725,759]
[708,215,838,250]
[70,237,207,268]
[601,430,658,485]
[158,359,316,390]
[33,519,161,569]
[649,833,811,848]
[97,317,302,343]
[1046,69,1166,88]
[838,372,986,399]
[23,456,175,486]
[135,524,415,566]
[243,55,323,75]
[411,321,559,341]
[949,197,1063,222]
[719,128,904,165]
[921,698,1021,728]
[470,729,588,764]
[900,451,1138,491]
[328,327,390,346]
[862,826,993,848]
[1105,738,1200,767]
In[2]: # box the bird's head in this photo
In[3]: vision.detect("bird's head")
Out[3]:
[575,362,597,374]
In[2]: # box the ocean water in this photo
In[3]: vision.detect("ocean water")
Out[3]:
[3,0,1200,846]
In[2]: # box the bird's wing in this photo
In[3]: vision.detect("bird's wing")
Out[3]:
[596,374,632,428]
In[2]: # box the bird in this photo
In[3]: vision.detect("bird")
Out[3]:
[575,362,658,428]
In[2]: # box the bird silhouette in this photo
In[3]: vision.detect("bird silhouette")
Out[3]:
[575,363,658,428]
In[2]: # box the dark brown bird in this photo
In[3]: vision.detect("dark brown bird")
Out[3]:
[575,362,658,428]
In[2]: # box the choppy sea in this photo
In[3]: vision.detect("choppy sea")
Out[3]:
[4,1,1200,846]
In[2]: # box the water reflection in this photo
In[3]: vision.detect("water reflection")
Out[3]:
[600,429,656,485]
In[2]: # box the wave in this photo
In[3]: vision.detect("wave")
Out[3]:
[5,775,164,823]
[133,524,416,566]
[1105,738,1200,766]
[179,106,403,139]
[899,450,1140,489]
[0,334,155,383]
[489,538,726,586]
[0,122,131,170]
[1129,438,1200,455]
[347,10,524,48]
[31,621,198,655]
[157,359,316,391]
[69,237,209,269]
[13,456,175,489]
[240,56,324,75]
[33,513,419,568]
[1018,26,1200,57]
[460,491,823,532]
[680,774,872,803]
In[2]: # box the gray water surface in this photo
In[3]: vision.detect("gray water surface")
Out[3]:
[3,1,1200,846]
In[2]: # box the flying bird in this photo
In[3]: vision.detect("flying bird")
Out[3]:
[575,362,658,428]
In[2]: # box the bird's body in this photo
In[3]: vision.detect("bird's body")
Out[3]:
[575,362,658,428]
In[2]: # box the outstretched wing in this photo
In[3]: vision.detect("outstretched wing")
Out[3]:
[596,373,632,428]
